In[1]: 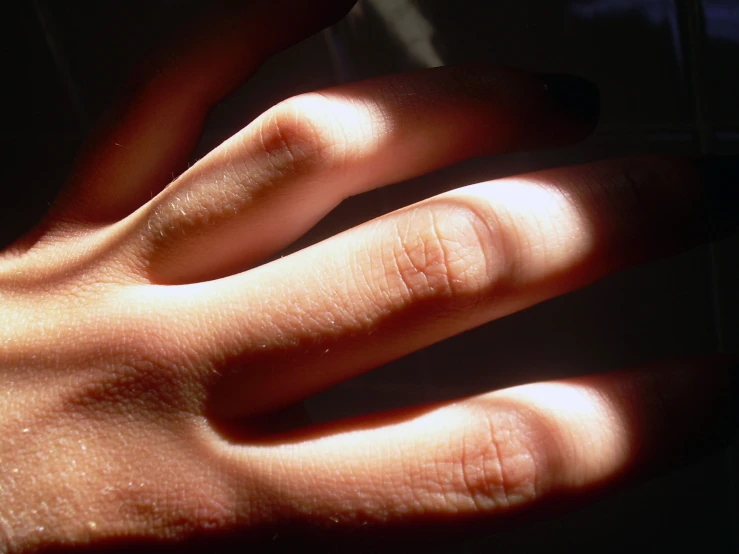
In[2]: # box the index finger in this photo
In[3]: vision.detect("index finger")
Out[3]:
[52,0,358,224]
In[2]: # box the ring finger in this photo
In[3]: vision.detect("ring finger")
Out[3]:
[223,357,735,547]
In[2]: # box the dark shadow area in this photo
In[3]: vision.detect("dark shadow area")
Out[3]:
[415,0,691,126]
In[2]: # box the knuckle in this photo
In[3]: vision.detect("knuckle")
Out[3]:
[384,202,500,306]
[140,93,364,254]
[454,404,552,511]
[255,94,347,178]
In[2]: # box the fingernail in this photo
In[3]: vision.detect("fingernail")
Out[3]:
[698,155,739,237]
[539,74,600,122]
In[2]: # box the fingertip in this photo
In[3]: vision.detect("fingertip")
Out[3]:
[539,73,601,124]
[535,73,601,146]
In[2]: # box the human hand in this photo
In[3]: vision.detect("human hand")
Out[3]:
[2,0,737,551]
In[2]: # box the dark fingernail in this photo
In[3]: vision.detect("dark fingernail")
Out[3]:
[539,74,600,122]
[698,155,739,237]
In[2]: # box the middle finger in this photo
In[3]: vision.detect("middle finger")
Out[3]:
[133,155,718,418]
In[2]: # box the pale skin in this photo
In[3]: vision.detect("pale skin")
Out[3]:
[1,0,736,551]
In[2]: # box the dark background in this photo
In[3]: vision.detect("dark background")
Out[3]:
[3,0,739,551]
